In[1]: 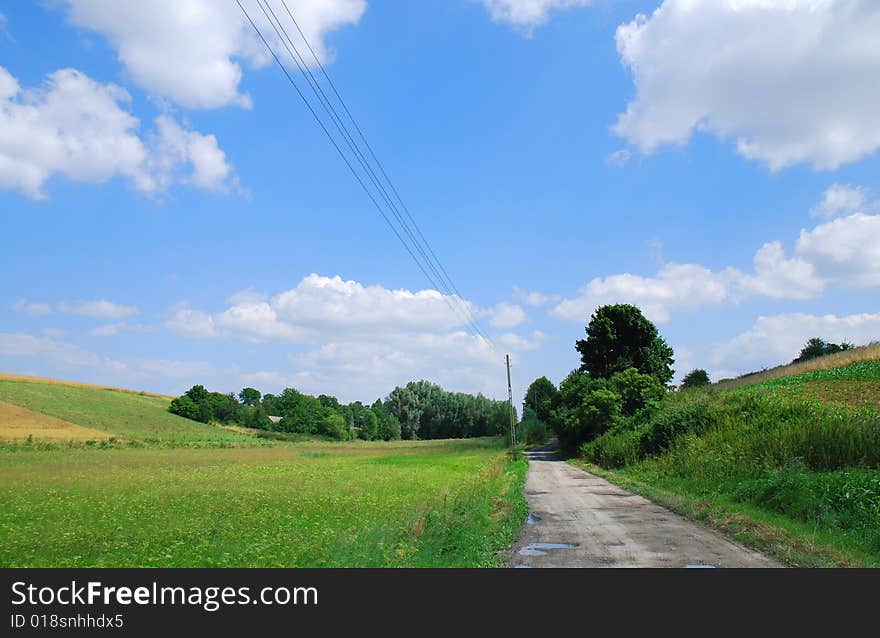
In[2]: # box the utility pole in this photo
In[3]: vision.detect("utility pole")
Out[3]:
[506,354,516,447]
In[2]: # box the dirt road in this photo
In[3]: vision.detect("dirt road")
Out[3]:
[507,443,780,568]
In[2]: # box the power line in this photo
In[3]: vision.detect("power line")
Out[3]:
[239,0,498,352]
[266,0,493,349]
[280,0,472,309]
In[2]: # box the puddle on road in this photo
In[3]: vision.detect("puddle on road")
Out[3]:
[518,542,574,557]
[526,512,541,525]
[684,564,717,568]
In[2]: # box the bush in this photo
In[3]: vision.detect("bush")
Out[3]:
[581,429,642,468]
[638,398,716,456]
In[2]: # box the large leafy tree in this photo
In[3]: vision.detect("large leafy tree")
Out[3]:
[523,376,557,422]
[238,387,261,406]
[576,304,674,384]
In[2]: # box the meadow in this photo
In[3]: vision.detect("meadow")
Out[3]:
[578,360,880,566]
[0,439,525,567]
[0,374,526,567]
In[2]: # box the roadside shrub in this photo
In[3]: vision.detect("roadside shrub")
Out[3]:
[581,429,642,468]
[639,399,716,457]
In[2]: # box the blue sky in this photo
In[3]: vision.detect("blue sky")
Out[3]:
[2,0,880,404]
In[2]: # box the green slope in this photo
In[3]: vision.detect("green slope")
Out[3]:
[0,378,251,444]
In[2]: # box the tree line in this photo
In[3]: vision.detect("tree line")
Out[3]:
[169,379,513,442]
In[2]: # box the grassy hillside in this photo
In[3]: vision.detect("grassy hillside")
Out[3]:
[0,376,251,444]
[714,342,880,391]
[578,360,880,566]
[0,438,527,567]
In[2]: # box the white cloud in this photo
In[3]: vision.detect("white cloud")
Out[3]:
[225,287,268,305]
[736,241,824,300]
[513,286,560,307]
[554,188,880,321]
[64,0,366,110]
[0,66,235,198]
[605,148,632,167]
[553,263,733,324]
[711,312,880,376]
[11,300,52,317]
[614,0,880,171]
[87,323,152,337]
[58,300,138,320]
[147,115,235,192]
[12,298,138,319]
[168,274,484,342]
[810,183,876,219]
[487,302,527,328]
[795,213,880,287]
[166,274,541,401]
[481,0,592,30]
[166,308,217,339]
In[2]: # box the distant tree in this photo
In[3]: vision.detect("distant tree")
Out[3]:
[261,393,278,416]
[319,411,349,440]
[793,337,855,363]
[680,368,711,390]
[372,400,402,441]
[523,376,557,423]
[386,386,423,440]
[184,384,209,404]
[239,387,261,406]
[576,304,674,384]
[318,394,341,410]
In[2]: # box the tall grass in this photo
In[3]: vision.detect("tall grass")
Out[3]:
[714,341,880,391]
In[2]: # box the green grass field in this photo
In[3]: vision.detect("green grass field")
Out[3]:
[0,374,527,567]
[578,359,880,567]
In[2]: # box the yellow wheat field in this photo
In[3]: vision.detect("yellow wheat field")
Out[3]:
[0,400,110,442]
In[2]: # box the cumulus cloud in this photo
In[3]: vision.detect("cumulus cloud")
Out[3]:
[486,302,527,328]
[166,274,540,401]
[513,286,560,307]
[553,263,733,324]
[167,274,484,342]
[64,0,366,109]
[0,66,235,198]
[481,0,592,30]
[810,183,876,219]
[736,241,824,300]
[613,0,880,171]
[553,187,880,322]
[796,213,880,287]
[711,312,880,376]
